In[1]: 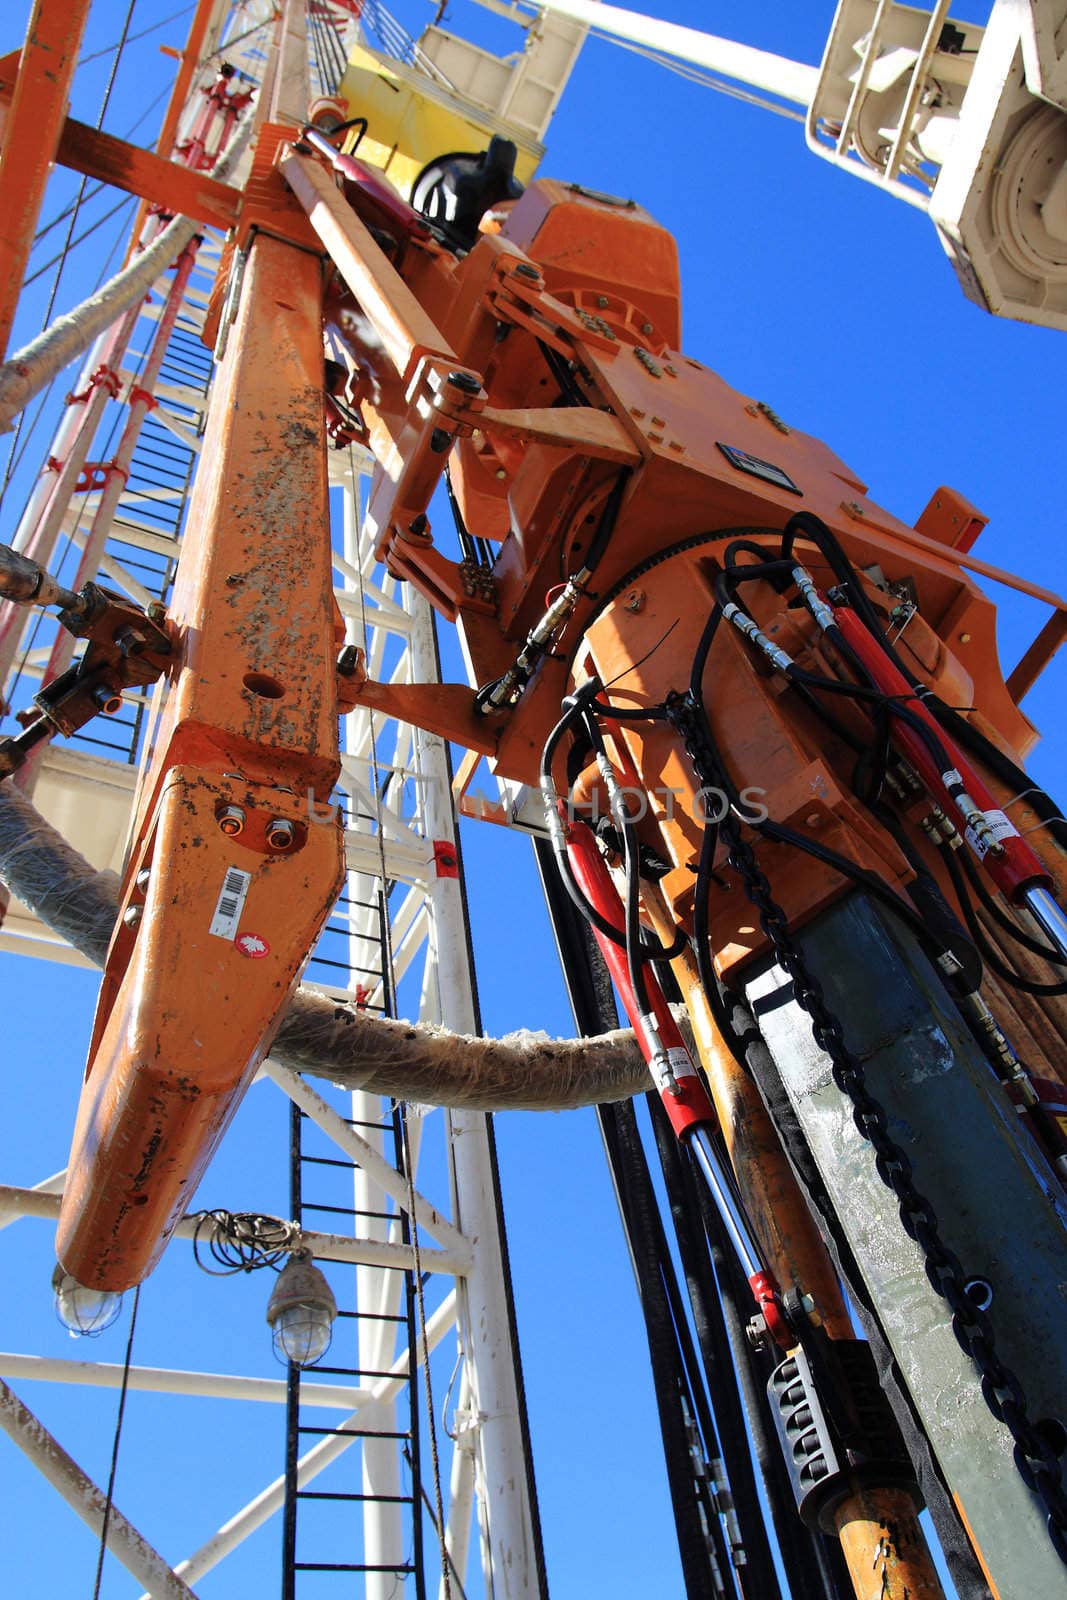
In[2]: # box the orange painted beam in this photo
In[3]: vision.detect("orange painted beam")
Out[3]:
[0,0,93,359]
[56,232,346,1291]
[55,116,242,230]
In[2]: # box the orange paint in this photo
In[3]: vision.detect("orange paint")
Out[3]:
[57,230,345,1290]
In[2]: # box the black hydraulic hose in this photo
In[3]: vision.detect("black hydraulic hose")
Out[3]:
[691,1171,851,1600]
[781,510,1067,857]
[758,819,948,960]
[691,816,753,1071]
[537,839,778,1595]
[686,621,949,975]
[634,1104,778,1596]
[589,698,669,721]
[582,706,652,1017]
[537,337,589,408]
[938,843,1067,997]
[954,843,1066,964]
[541,696,685,962]
[583,468,630,576]
[444,467,478,566]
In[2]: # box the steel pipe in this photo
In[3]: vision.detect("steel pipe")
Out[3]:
[0,1351,368,1410]
[1024,886,1067,964]
[0,1184,472,1279]
[534,0,819,107]
[0,1378,198,1600]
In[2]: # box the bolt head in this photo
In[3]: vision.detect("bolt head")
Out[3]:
[266,818,296,852]
[122,904,142,928]
[641,321,653,335]
[218,805,245,838]
[745,1314,769,1353]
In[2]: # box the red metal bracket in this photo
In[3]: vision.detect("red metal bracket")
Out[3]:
[127,385,159,413]
[74,459,128,493]
[65,363,121,406]
[433,839,460,878]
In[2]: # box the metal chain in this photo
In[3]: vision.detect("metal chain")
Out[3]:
[668,691,1067,1565]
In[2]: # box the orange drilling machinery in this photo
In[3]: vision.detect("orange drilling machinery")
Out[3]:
[3,16,1067,1599]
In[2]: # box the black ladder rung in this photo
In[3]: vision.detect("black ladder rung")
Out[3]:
[301,1205,399,1224]
[297,1426,412,1439]
[294,1563,416,1574]
[335,1309,405,1324]
[296,1490,415,1504]
[310,1365,411,1380]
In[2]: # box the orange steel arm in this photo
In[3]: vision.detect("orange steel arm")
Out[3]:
[56,218,345,1292]
[54,116,242,229]
[0,0,93,359]
[0,70,243,233]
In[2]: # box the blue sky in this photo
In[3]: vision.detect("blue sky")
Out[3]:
[2,2,1064,1595]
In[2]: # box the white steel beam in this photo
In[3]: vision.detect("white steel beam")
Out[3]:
[260,1061,473,1263]
[0,1379,198,1600]
[0,1184,471,1278]
[408,591,542,1598]
[0,1352,368,1410]
[0,1168,65,1233]
[533,0,818,104]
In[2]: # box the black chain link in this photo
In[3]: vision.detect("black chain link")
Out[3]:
[668,691,1067,1566]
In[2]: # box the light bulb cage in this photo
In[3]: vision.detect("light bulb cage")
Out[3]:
[265,1250,337,1368]
[51,1264,124,1337]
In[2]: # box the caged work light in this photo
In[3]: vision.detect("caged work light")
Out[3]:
[51,1264,123,1337]
[265,1249,337,1367]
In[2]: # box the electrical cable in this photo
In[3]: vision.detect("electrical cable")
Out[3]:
[78,4,194,67]
[90,1284,141,1600]
[191,1209,298,1274]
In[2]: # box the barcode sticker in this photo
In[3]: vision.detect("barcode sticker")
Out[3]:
[666,1047,698,1081]
[210,866,251,940]
[650,1047,699,1093]
[964,809,1019,862]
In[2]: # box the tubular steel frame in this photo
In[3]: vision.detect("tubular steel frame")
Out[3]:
[0,3,547,1595]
